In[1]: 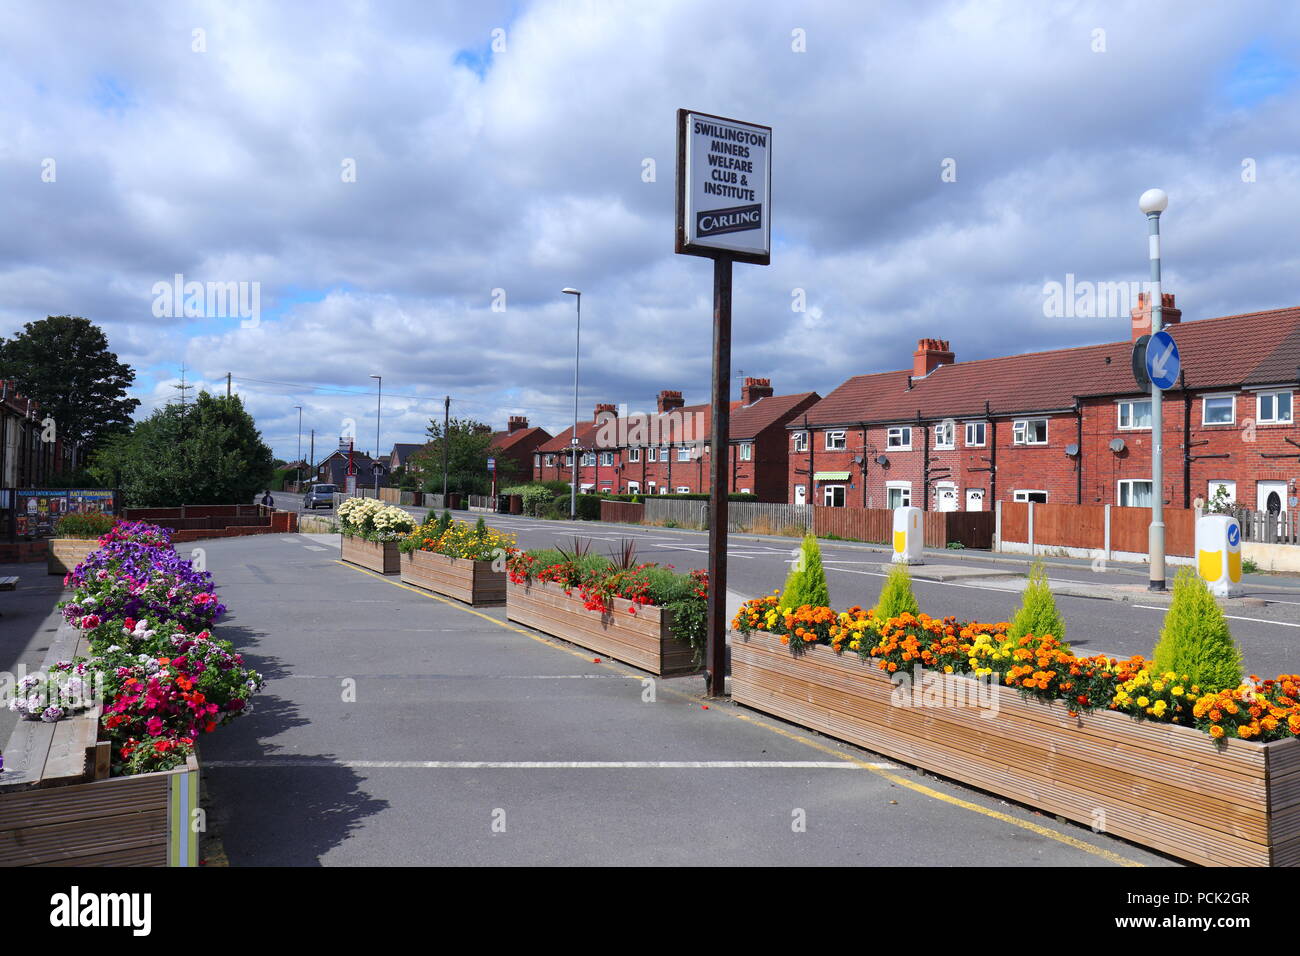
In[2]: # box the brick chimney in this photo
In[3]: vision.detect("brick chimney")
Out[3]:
[657,390,685,413]
[741,377,773,405]
[593,403,617,422]
[913,338,955,378]
[1130,292,1181,341]
[507,415,528,433]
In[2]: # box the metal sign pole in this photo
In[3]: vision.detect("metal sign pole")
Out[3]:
[706,255,733,697]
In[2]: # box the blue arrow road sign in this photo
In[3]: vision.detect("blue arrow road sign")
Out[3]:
[1145,329,1180,390]
[1228,523,1240,547]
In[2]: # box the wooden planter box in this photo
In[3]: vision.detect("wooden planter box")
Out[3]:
[400,549,506,606]
[507,578,698,676]
[48,538,100,576]
[730,628,1300,867]
[340,534,400,574]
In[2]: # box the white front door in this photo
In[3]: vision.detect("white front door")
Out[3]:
[965,489,984,512]
[1257,481,1286,515]
[936,483,958,512]
[794,484,806,505]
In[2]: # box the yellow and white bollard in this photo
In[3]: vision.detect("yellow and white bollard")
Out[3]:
[1196,514,1242,598]
[892,506,924,565]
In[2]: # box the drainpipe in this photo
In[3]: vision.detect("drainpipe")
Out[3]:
[1181,369,1191,508]
[1075,397,1083,504]
[986,400,997,505]
[920,411,929,511]
[861,424,868,508]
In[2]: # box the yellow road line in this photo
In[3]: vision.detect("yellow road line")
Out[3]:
[334,559,1146,867]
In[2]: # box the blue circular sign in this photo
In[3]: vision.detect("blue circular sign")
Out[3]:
[1227,523,1240,547]
[1145,329,1180,390]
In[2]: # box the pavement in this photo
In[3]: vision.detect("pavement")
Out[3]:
[192,532,1173,866]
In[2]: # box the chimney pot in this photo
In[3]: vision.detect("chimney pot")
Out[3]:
[508,415,529,433]
[912,338,955,379]
[740,377,774,405]
[1130,291,1180,341]
[657,390,685,413]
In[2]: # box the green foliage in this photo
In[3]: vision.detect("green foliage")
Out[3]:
[872,563,919,621]
[55,512,115,538]
[101,392,275,508]
[780,534,829,609]
[1242,558,1260,575]
[1152,567,1243,692]
[474,516,487,536]
[411,417,505,496]
[0,315,139,463]
[1007,562,1068,645]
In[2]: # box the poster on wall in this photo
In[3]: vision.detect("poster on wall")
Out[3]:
[12,488,115,537]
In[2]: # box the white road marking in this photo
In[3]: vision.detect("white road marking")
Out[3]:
[304,545,328,551]
[1132,603,1300,628]
[205,759,894,769]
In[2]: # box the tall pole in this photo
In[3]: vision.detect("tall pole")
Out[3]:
[226,372,231,398]
[309,429,314,485]
[442,395,450,500]
[371,375,382,467]
[295,405,303,491]
[563,289,582,519]
[1142,188,1168,591]
[706,257,733,697]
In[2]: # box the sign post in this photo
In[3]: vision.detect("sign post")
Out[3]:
[487,457,496,499]
[676,109,771,697]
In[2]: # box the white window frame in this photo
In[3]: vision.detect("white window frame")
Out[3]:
[545,454,555,467]
[1206,479,1236,504]
[533,454,540,467]
[825,430,846,450]
[647,447,658,463]
[1201,394,1236,426]
[933,422,955,450]
[1117,479,1153,508]
[628,447,641,463]
[885,481,911,509]
[1013,489,1048,503]
[1116,399,1153,431]
[1013,419,1048,445]
[823,484,846,507]
[886,426,912,450]
[676,486,691,494]
[599,451,614,466]
[627,481,640,494]
[737,487,750,495]
[739,442,753,461]
[793,431,808,452]
[1257,389,1293,425]
[676,446,691,462]
[964,422,986,447]
[565,453,573,467]
[581,452,596,467]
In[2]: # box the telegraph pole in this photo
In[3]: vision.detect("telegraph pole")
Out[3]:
[442,395,451,500]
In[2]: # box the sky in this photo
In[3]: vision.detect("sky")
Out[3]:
[2,0,1298,462]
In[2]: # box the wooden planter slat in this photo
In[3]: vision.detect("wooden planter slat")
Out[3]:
[730,629,1299,867]
[340,535,401,574]
[400,550,506,606]
[48,538,100,576]
[507,579,697,676]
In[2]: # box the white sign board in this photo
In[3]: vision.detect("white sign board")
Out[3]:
[676,110,771,264]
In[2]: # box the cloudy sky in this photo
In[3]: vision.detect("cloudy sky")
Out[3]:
[2,0,1298,461]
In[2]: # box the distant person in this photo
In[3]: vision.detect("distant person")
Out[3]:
[261,489,275,508]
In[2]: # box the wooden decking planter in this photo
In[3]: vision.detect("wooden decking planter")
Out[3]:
[340,534,400,574]
[729,628,1300,867]
[507,578,698,676]
[48,538,100,576]
[401,549,506,606]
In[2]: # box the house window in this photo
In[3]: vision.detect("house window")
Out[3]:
[1013,490,1048,503]
[1013,419,1048,445]
[676,486,691,494]
[739,443,752,461]
[793,432,808,452]
[677,446,691,462]
[600,451,614,466]
[1202,395,1235,425]
[533,454,540,468]
[738,488,750,495]
[823,485,846,507]
[581,452,596,467]
[825,430,846,450]
[933,422,954,449]
[565,453,573,467]
[964,422,986,447]
[658,486,668,495]
[885,483,911,509]
[1207,480,1235,506]
[1117,479,1153,508]
[545,454,555,467]
[627,481,640,494]
[660,446,671,461]
[628,447,641,463]
[1257,390,1293,424]
[886,426,912,450]
[1117,400,1153,430]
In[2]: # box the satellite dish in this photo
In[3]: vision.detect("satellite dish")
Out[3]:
[875,455,890,467]
[852,455,864,465]
[1109,438,1126,453]
[1065,443,1079,457]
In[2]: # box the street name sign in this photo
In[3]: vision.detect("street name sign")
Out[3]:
[675,110,771,265]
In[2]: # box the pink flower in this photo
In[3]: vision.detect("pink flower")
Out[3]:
[79,614,102,630]
[146,716,164,735]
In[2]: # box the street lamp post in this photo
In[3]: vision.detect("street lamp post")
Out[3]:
[370,374,382,495]
[1139,187,1169,591]
[562,288,581,519]
[294,405,303,491]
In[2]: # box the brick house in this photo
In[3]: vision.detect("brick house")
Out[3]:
[791,295,1300,514]
[314,448,379,489]
[0,380,77,486]
[489,416,550,485]
[532,379,818,500]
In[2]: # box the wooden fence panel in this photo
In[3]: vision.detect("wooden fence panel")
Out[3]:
[643,498,707,529]
[1001,502,1029,544]
[600,500,645,524]
[730,502,811,536]
[941,511,995,549]
[1033,504,1106,551]
[814,508,891,544]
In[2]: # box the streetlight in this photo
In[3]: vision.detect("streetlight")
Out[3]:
[294,405,303,492]
[1139,187,1168,591]
[370,374,382,496]
[562,288,581,519]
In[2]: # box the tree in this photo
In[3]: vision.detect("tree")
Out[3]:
[1007,562,1068,646]
[410,417,497,496]
[1152,567,1243,692]
[97,391,274,507]
[0,315,140,467]
[872,564,919,622]
[780,534,829,609]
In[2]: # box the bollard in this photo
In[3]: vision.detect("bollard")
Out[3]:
[1196,513,1242,597]
[892,506,924,565]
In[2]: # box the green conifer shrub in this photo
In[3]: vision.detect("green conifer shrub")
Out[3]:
[872,563,919,621]
[780,535,830,609]
[1151,567,1243,691]
[1007,562,1068,646]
